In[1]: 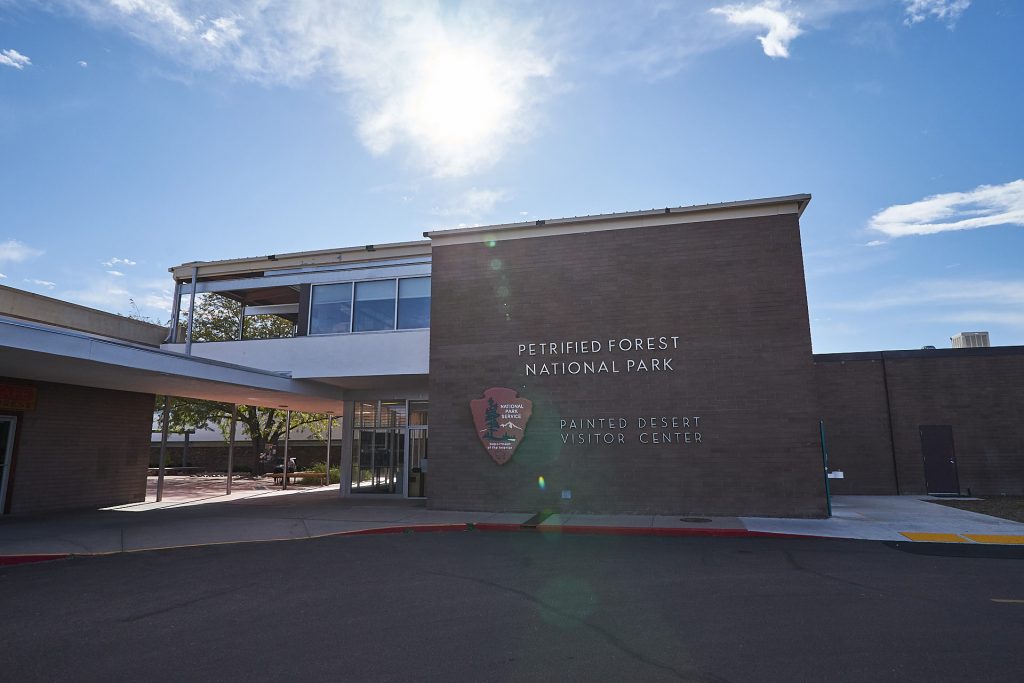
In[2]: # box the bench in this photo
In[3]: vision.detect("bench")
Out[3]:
[268,471,327,486]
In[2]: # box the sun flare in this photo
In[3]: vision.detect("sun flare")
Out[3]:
[405,44,518,173]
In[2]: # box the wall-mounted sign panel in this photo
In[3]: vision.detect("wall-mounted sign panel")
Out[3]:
[0,384,36,411]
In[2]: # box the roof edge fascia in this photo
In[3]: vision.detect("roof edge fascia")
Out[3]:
[423,194,811,246]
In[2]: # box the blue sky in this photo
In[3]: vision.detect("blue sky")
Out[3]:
[0,0,1021,353]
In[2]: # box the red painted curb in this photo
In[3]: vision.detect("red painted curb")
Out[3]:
[472,523,527,533]
[338,522,817,540]
[344,523,470,536]
[0,554,71,566]
[535,525,813,539]
[464,522,813,539]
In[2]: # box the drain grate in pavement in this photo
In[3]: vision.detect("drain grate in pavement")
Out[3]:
[680,517,713,523]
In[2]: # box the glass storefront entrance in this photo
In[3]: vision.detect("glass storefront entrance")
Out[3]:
[351,400,427,497]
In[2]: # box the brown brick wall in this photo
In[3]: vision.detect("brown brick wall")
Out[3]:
[885,353,1024,495]
[814,349,1024,496]
[428,214,828,517]
[814,359,898,494]
[148,442,330,472]
[2,379,153,515]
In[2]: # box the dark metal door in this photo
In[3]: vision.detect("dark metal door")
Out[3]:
[920,425,959,494]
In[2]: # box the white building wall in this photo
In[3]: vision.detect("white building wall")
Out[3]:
[161,328,429,379]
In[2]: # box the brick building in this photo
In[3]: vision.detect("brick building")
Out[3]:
[2,194,1022,516]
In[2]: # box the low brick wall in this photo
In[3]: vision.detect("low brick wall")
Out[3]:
[148,442,331,473]
[2,378,153,515]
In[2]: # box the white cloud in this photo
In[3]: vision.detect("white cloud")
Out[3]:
[67,1,555,177]
[199,15,242,47]
[0,239,43,263]
[869,179,1024,238]
[60,272,174,317]
[102,256,137,267]
[78,60,89,68]
[710,1,804,58]
[573,1,884,80]
[902,0,970,27]
[865,239,887,247]
[930,310,1024,328]
[106,270,125,277]
[0,48,31,70]
[105,0,194,34]
[138,291,173,313]
[61,280,132,310]
[823,279,1024,312]
[0,272,6,279]
[25,278,57,289]
[433,188,509,218]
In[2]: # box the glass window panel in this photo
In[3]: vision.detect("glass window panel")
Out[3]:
[353,280,396,332]
[409,401,429,426]
[398,277,431,329]
[379,401,407,429]
[354,401,377,429]
[309,283,352,334]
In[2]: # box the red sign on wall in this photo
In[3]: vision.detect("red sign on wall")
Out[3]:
[0,384,37,411]
[470,388,533,465]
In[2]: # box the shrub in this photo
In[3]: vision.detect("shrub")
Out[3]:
[307,461,341,484]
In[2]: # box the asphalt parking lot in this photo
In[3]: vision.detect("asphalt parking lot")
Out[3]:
[2,532,1022,682]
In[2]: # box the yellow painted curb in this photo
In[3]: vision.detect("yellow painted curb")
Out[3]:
[899,532,967,543]
[962,534,1024,545]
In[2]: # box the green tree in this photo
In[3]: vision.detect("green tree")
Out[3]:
[483,398,499,440]
[188,292,295,342]
[156,293,331,473]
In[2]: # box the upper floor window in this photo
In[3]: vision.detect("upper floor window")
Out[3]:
[354,280,396,332]
[309,276,430,335]
[398,277,431,330]
[309,282,352,334]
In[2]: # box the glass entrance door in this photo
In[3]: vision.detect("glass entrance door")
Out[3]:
[407,400,428,498]
[351,401,406,494]
[0,417,16,515]
[349,400,427,497]
[408,428,427,497]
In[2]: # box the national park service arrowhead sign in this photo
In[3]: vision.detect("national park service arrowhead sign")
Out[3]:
[470,387,533,465]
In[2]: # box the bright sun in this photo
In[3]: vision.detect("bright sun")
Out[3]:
[405,44,516,171]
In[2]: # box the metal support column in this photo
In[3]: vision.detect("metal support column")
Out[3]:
[339,400,355,497]
[165,280,182,343]
[157,396,170,502]
[282,410,292,490]
[820,419,832,518]
[184,266,198,356]
[325,413,334,488]
[226,405,238,495]
[237,295,245,341]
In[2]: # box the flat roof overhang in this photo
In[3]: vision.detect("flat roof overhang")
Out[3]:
[169,240,432,282]
[0,317,344,413]
[424,193,812,245]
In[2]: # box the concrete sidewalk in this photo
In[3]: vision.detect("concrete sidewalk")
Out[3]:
[744,496,1024,543]
[1,492,1023,561]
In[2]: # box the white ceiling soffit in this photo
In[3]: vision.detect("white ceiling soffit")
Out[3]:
[0,317,344,412]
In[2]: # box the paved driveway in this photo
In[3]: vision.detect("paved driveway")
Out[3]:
[1,532,1022,682]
